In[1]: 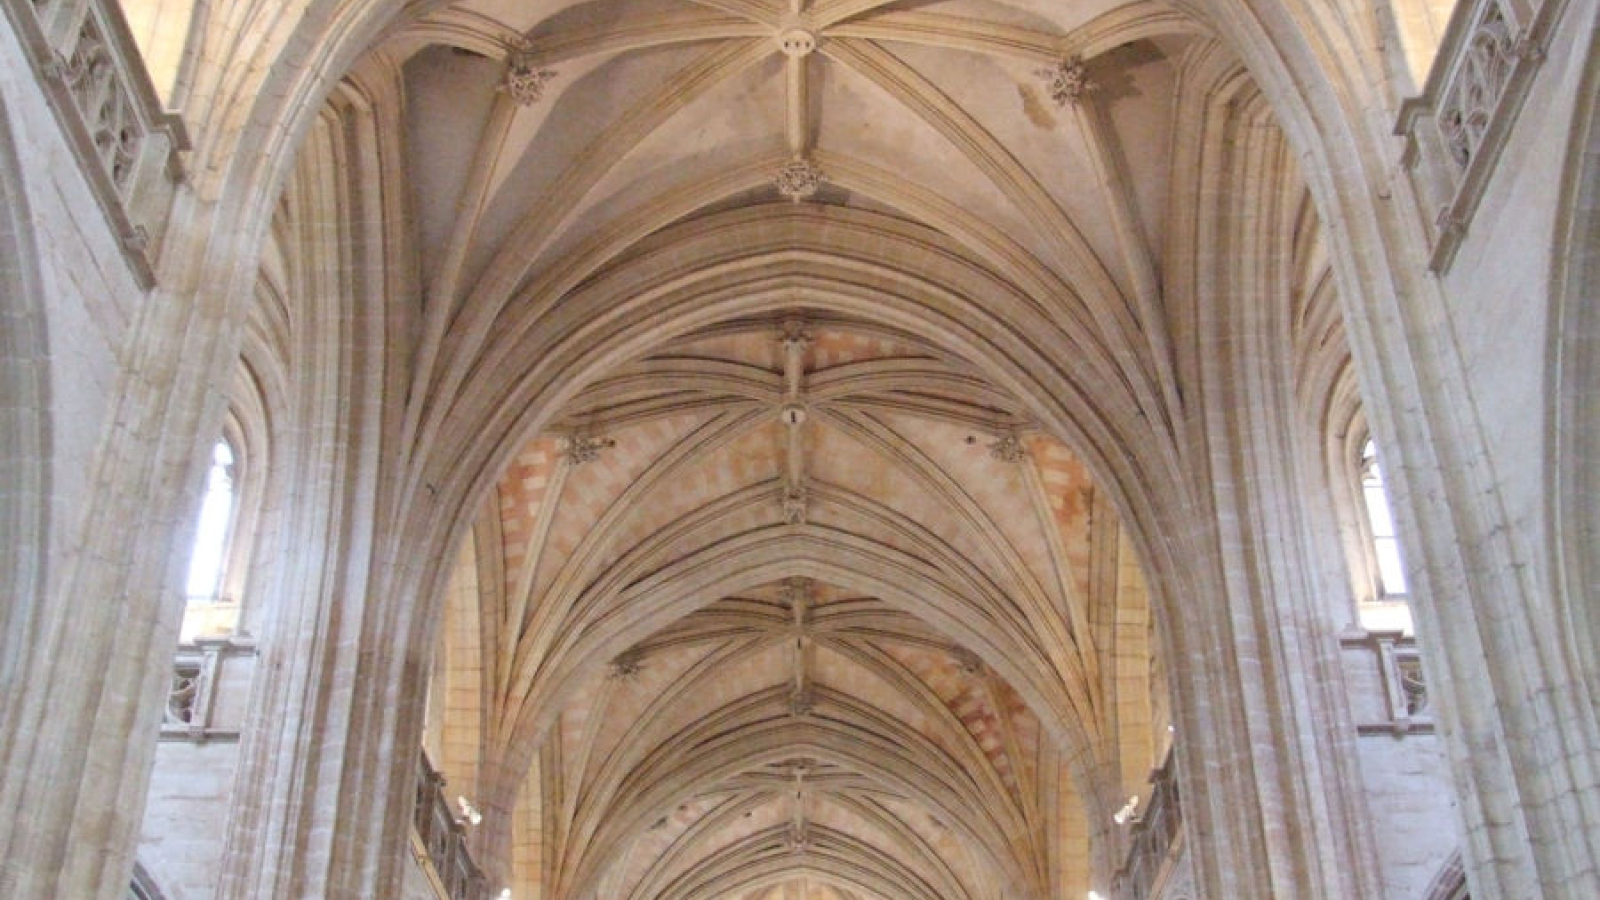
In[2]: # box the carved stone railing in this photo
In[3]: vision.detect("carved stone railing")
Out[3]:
[159,636,254,741]
[413,750,493,900]
[1,0,188,286]
[1111,751,1183,900]
[1394,0,1561,272]
[1341,629,1434,736]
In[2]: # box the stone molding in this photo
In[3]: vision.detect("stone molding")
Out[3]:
[1395,0,1566,271]
[1340,630,1436,736]
[0,0,188,287]
[158,636,256,742]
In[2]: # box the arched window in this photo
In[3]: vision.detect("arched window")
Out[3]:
[1360,439,1408,597]
[184,439,237,603]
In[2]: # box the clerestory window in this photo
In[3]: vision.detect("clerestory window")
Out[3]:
[184,439,237,603]
[1360,438,1408,597]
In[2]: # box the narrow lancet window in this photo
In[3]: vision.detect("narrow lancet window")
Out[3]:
[184,439,236,602]
[1361,439,1408,597]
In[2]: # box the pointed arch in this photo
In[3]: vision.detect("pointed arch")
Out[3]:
[0,95,51,728]
[1548,30,1600,706]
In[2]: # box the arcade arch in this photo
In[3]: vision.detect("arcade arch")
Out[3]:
[2,1,1593,900]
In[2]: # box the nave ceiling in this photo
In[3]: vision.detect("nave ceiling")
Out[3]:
[6,0,1591,898]
[249,0,1331,896]
[421,320,1170,900]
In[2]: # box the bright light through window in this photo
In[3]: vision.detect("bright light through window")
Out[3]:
[1360,439,1407,596]
[184,440,236,601]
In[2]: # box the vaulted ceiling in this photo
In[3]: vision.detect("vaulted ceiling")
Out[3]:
[357,0,1208,405]
[282,0,1264,896]
[423,320,1168,900]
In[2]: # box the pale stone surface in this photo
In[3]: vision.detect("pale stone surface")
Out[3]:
[138,742,239,900]
[0,3,1594,900]
[1357,735,1457,900]
[0,12,144,598]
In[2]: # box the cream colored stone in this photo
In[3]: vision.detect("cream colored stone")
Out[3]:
[0,3,1595,900]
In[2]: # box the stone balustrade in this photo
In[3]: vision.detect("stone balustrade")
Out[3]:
[1340,629,1434,736]
[1111,751,1184,900]
[414,751,494,900]
[1,0,187,286]
[1394,0,1560,272]
[160,636,255,741]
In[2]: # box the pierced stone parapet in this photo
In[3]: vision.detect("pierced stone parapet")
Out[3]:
[413,750,493,900]
[1340,630,1435,736]
[3,0,189,287]
[127,861,168,900]
[164,660,200,727]
[159,637,256,741]
[1394,0,1555,272]
[1435,2,1518,169]
[1110,750,1184,900]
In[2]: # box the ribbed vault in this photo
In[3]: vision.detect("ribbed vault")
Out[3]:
[265,0,1290,898]
[0,0,1580,899]
[423,317,1169,900]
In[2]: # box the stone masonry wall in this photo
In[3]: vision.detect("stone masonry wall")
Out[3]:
[0,14,151,600]
[138,741,239,900]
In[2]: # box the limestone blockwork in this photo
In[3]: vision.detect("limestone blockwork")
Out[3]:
[0,2,1596,900]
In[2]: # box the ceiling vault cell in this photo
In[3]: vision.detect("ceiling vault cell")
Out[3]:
[373,2,1188,898]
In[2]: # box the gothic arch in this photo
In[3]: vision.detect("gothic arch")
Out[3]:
[1548,30,1600,704]
[488,513,1107,786]
[214,363,272,632]
[155,4,1429,637]
[638,826,957,900]
[151,7,1540,900]
[161,3,1415,531]
[405,203,1186,607]
[0,95,50,725]
[385,210,1182,873]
